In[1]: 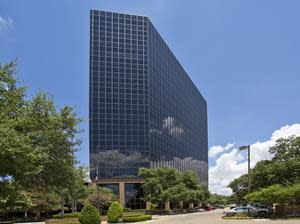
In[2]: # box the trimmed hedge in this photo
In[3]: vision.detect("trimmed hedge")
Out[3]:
[123,215,152,222]
[123,212,145,217]
[48,223,80,224]
[79,204,101,224]
[107,201,123,223]
[52,212,81,219]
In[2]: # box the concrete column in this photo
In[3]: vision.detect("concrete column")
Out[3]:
[146,201,151,210]
[165,201,170,211]
[119,182,125,207]
[189,203,194,209]
[179,201,183,209]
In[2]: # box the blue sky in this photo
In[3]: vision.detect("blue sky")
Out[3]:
[1,0,300,194]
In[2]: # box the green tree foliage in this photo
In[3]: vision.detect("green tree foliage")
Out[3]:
[227,174,249,203]
[79,204,101,224]
[245,183,300,205]
[269,136,300,161]
[29,192,61,219]
[86,185,116,208]
[228,136,300,203]
[0,61,84,216]
[67,167,90,213]
[0,182,32,215]
[107,201,123,223]
[0,61,34,182]
[208,194,232,205]
[139,167,209,207]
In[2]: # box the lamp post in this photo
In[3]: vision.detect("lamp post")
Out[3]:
[96,162,100,213]
[239,145,251,194]
[97,183,100,212]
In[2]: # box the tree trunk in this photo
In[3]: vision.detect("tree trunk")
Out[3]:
[61,200,64,217]
[75,201,77,212]
[71,201,75,213]
[36,210,41,220]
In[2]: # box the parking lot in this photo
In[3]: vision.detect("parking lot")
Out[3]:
[143,209,300,224]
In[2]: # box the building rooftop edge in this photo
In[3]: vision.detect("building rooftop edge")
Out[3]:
[90,9,207,104]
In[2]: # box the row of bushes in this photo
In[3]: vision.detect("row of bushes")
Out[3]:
[53,212,81,219]
[52,202,152,223]
[123,215,152,222]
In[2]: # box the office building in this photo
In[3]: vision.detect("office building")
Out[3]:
[89,10,208,208]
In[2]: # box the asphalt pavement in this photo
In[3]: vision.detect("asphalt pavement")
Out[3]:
[137,209,300,224]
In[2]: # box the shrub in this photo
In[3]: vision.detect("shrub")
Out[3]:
[52,212,81,219]
[123,212,144,218]
[123,215,152,222]
[150,204,158,210]
[79,204,101,224]
[107,201,123,223]
[48,223,80,224]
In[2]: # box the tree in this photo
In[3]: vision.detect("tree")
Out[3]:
[86,186,116,208]
[245,183,300,205]
[67,167,90,213]
[0,61,37,183]
[20,93,81,192]
[0,60,84,217]
[139,167,209,208]
[269,136,300,162]
[0,182,32,217]
[228,136,300,203]
[1,61,82,191]
[160,183,189,205]
[228,174,248,203]
[29,191,60,219]
[208,194,231,205]
[180,170,199,190]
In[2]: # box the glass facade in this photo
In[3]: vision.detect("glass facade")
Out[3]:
[125,183,145,209]
[99,183,119,198]
[90,10,208,185]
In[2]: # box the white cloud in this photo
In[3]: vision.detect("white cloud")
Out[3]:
[163,116,184,136]
[208,143,234,158]
[0,16,13,32]
[209,123,300,195]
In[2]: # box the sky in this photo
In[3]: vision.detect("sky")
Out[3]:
[1,0,300,195]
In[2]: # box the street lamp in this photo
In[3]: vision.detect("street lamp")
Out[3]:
[239,145,251,194]
[94,162,100,213]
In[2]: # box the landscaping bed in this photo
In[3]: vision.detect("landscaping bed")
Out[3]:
[123,213,152,223]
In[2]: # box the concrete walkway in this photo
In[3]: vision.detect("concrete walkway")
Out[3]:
[130,209,300,224]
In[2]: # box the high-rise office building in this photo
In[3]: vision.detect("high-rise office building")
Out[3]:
[89,10,208,208]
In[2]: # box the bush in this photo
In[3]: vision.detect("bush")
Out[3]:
[123,215,152,222]
[79,204,101,224]
[48,223,80,224]
[107,201,123,223]
[52,212,81,219]
[123,212,145,218]
[150,204,158,210]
